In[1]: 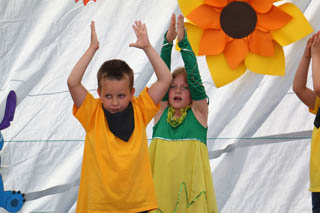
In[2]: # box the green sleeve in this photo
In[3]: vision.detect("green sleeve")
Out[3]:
[161,32,173,70]
[161,32,173,101]
[178,33,207,101]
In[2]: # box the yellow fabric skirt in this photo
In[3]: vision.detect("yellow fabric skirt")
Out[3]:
[149,138,218,213]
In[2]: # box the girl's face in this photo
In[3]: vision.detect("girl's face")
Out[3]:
[168,73,191,110]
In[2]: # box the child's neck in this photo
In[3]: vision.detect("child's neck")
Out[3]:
[173,111,182,118]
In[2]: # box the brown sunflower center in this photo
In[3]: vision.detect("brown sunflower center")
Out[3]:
[220,1,257,39]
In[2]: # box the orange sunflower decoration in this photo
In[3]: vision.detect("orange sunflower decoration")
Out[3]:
[75,0,96,6]
[178,0,313,87]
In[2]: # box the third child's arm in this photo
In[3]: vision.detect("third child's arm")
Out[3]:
[67,21,99,108]
[312,32,320,97]
[130,21,172,105]
[293,35,316,109]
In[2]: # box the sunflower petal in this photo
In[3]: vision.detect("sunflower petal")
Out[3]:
[224,39,249,69]
[245,41,284,75]
[248,30,274,56]
[187,5,220,30]
[177,23,203,55]
[178,0,204,17]
[257,6,292,31]
[271,3,313,46]
[206,54,246,87]
[204,0,228,8]
[199,29,227,55]
[249,0,273,13]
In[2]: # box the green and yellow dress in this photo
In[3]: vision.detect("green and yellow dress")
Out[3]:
[149,107,218,213]
[149,32,218,213]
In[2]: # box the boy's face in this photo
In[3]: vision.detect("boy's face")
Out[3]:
[97,77,135,113]
[168,73,191,110]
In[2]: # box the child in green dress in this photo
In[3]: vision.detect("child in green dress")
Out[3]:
[149,14,219,213]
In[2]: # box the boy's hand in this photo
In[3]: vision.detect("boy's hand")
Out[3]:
[130,21,152,50]
[177,14,185,42]
[166,14,177,43]
[311,32,320,57]
[90,21,99,50]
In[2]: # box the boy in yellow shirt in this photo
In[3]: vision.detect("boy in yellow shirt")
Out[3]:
[67,21,172,213]
[293,31,320,212]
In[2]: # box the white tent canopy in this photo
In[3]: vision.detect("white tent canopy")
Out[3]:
[0,0,319,212]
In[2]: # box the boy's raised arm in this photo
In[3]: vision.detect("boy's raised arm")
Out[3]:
[67,21,99,108]
[130,21,172,105]
[293,34,316,109]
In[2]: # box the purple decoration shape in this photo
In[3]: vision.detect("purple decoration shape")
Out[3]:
[0,91,17,130]
[0,132,3,151]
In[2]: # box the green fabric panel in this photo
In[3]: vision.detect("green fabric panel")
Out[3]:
[152,107,207,144]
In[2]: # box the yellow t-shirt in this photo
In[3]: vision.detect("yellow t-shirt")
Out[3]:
[73,88,159,212]
[309,96,320,192]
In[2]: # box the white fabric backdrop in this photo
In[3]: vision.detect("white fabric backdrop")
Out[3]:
[0,0,318,212]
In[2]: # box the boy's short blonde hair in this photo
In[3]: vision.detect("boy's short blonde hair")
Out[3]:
[97,59,134,90]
